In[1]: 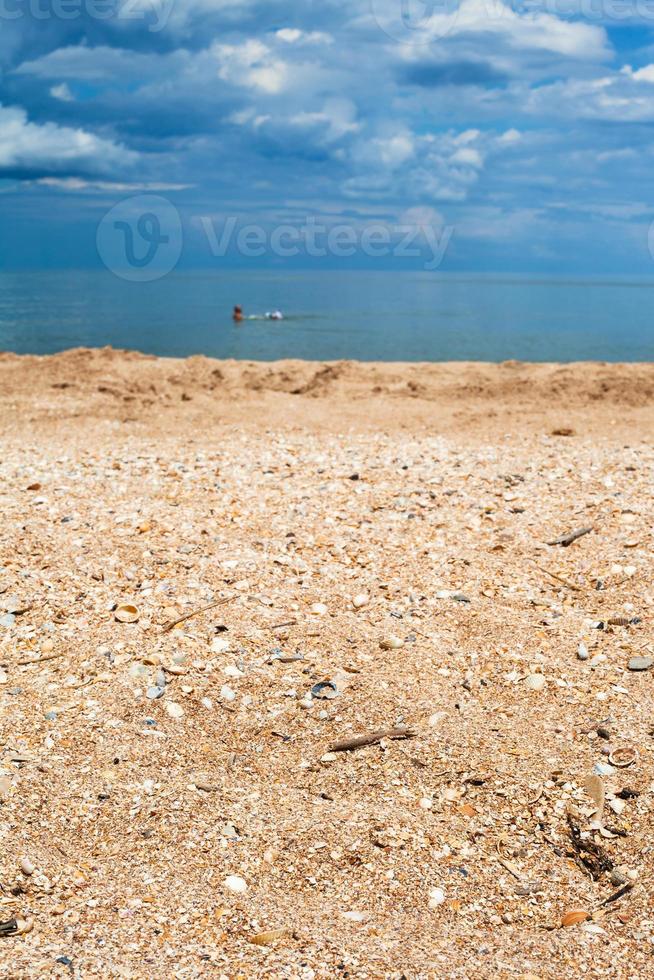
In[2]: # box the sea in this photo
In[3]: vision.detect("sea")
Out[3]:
[1,270,653,362]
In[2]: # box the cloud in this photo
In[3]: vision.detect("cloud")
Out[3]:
[0,0,653,272]
[212,39,291,93]
[275,28,333,45]
[0,103,137,177]
[50,83,74,102]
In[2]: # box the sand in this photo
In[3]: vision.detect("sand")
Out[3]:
[0,348,653,978]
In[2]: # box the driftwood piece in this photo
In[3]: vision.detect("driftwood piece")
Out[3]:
[328,727,415,753]
[547,526,593,547]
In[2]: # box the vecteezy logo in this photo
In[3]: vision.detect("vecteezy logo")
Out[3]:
[370,0,461,44]
[96,195,182,281]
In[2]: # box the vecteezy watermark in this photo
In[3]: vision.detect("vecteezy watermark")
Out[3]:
[0,0,175,31]
[96,195,183,282]
[198,215,453,271]
[371,0,461,44]
[96,196,454,279]
[370,0,654,45]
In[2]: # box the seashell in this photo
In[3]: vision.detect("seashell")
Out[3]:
[224,874,247,894]
[342,910,368,922]
[609,747,637,768]
[428,887,446,908]
[311,681,339,700]
[19,857,35,876]
[211,637,230,654]
[114,604,139,624]
[249,928,286,946]
[310,602,328,615]
[525,673,546,691]
[561,909,589,927]
[380,635,403,650]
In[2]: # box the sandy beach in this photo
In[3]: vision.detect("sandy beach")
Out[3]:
[1,348,653,978]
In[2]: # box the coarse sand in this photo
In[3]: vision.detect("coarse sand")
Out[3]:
[0,348,653,978]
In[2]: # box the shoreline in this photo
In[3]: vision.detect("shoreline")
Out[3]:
[1,345,652,442]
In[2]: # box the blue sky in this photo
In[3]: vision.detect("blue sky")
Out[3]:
[2,0,654,273]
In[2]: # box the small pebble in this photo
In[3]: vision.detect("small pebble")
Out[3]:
[310,602,328,615]
[220,684,236,702]
[352,594,369,609]
[609,869,628,887]
[577,642,589,661]
[628,656,653,672]
[165,701,184,719]
[146,686,165,700]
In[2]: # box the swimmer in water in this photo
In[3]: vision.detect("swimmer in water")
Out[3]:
[265,310,283,320]
[233,304,243,322]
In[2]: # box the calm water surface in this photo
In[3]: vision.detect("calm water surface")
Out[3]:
[0,270,653,361]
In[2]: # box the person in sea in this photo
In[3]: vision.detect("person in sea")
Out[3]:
[233,304,243,322]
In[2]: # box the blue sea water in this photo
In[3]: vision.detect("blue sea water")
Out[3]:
[0,270,653,361]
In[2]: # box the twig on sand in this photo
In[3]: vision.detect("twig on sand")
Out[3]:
[270,620,297,630]
[17,652,64,666]
[161,595,238,633]
[595,882,634,910]
[547,526,593,547]
[530,560,584,593]
[328,727,415,753]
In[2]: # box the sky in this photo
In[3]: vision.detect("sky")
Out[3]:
[2,0,654,274]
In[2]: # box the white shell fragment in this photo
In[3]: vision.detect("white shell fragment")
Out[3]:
[224,874,248,894]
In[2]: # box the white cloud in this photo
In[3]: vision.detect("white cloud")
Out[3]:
[35,178,190,192]
[276,28,333,45]
[50,83,73,102]
[0,104,137,175]
[623,63,654,83]
[392,0,608,59]
[213,40,291,93]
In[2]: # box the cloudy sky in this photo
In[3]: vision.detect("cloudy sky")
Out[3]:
[2,0,654,272]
